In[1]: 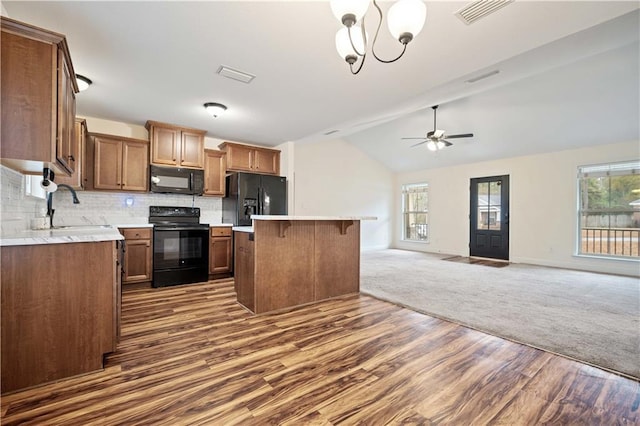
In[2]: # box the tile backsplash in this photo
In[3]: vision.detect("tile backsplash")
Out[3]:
[1,165,222,234]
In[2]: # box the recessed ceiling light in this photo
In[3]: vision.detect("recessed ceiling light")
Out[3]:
[76,74,92,91]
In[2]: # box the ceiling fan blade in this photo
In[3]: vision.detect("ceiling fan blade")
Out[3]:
[402,137,429,140]
[446,133,474,139]
[410,140,428,147]
[442,140,453,147]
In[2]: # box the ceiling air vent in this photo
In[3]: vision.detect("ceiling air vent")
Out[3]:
[455,0,514,25]
[217,65,255,84]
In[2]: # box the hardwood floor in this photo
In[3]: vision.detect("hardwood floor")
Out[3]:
[2,280,638,425]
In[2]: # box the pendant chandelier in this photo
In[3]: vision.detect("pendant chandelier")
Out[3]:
[330,0,427,74]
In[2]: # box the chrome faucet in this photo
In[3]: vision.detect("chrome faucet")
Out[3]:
[47,183,80,228]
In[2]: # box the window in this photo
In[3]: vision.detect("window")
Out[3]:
[402,183,429,241]
[577,160,640,258]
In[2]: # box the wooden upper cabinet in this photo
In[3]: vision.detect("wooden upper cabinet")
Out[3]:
[0,16,79,176]
[204,149,226,196]
[253,147,279,175]
[181,131,205,168]
[122,142,149,191]
[219,142,280,175]
[92,133,148,192]
[56,118,87,190]
[146,121,205,169]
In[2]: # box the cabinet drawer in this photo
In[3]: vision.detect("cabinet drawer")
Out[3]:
[121,228,152,240]
[210,227,232,237]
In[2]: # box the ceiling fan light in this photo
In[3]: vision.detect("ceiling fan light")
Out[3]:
[433,129,445,139]
[204,102,227,118]
[436,141,446,150]
[330,0,370,26]
[426,141,437,151]
[387,0,427,41]
[335,27,367,60]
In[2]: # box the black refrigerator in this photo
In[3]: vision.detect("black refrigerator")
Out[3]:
[222,172,287,226]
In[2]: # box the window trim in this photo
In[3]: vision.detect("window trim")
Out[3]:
[576,160,640,260]
[401,182,429,243]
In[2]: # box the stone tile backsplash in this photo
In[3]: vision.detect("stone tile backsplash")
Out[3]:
[1,165,223,234]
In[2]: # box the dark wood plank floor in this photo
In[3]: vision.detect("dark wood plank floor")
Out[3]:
[2,280,638,425]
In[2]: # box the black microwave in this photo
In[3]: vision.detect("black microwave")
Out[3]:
[149,165,204,195]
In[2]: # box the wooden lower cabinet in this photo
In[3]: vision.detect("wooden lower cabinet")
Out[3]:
[210,226,232,277]
[120,227,152,284]
[1,240,119,393]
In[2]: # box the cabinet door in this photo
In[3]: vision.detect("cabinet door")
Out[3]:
[151,126,179,167]
[180,130,204,169]
[210,237,232,274]
[56,50,76,175]
[225,144,254,172]
[204,150,226,196]
[253,148,279,175]
[94,137,122,190]
[122,141,149,192]
[123,239,152,283]
[56,118,85,189]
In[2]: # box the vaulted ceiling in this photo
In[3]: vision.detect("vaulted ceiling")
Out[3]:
[3,1,639,172]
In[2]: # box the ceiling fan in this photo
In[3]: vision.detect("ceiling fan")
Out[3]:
[402,105,474,151]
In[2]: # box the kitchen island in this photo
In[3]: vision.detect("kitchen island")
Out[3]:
[233,215,375,314]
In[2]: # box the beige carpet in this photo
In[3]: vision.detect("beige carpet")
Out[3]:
[360,249,640,379]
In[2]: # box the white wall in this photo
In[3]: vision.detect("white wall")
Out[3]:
[396,140,640,277]
[293,138,394,250]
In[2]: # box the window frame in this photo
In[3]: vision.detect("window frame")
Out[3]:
[576,160,640,260]
[401,182,429,243]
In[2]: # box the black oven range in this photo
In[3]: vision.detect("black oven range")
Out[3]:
[149,206,209,288]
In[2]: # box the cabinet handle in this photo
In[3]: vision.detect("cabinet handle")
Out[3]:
[68,155,75,161]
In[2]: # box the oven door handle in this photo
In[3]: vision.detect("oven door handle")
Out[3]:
[154,226,209,232]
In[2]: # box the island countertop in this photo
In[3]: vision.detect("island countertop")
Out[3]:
[233,216,377,233]
[250,215,377,221]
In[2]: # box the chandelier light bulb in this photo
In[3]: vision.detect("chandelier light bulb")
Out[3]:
[387,0,427,43]
[336,26,367,62]
[330,0,370,26]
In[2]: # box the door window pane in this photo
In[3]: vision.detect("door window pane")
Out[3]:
[476,180,502,230]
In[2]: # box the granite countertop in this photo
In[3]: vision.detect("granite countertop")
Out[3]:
[115,223,154,228]
[232,226,254,233]
[233,216,377,233]
[0,226,125,247]
[250,215,378,221]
